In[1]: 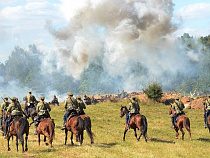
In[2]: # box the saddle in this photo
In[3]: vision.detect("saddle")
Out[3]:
[128,113,139,123]
[175,112,185,122]
[67,113,77,122]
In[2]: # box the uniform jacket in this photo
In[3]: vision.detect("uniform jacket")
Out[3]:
[1,101,10,110]
[205,99,210,110]
[27,94,37,103]
[77,100,86,113]
[172,101,184,114]
[7,102,22,116]
[129,101,140,114]
[36,101,51,116]
[64,97,78,110]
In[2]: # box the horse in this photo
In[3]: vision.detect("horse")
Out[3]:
[79,114,94,144]
[64,116,84,146]
[206,115,210,133]
[37,118,55,148]
[120,106,147,142]
[24,101,38,126]
[168,105,191,140]
[2,111,29,152]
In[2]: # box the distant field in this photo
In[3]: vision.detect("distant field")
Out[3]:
[0,101,209,158]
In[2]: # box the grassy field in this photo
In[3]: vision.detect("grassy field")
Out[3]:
[0,100,210,158]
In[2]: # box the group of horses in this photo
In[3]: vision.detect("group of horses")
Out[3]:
[120,104,195,142]
[1,101,94,152]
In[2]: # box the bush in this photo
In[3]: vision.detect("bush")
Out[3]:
[143,81,163,102]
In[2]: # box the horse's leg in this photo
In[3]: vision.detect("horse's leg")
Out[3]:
[25,132,28,151]
[175,128,180,139]
[38,133,41,146]
[44,136,49,146]
[7,136,11,151]
[16,136,19,152]
[179,127,185,140]
[133,128,138,141]
[65,129,68,145]
[71,132,74,145]
[123,128,128,141]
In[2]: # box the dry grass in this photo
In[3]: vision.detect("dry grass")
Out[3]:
[0,101,210,158]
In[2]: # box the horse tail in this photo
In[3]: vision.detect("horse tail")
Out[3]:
[49,120,55,144]
[183,117,190,132]
[18,118,28,144]
[78,117,84,133]
[84,117,94,143]
[141,115,148,137]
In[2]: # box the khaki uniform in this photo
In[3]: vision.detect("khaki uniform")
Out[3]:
[77,100,86,114]
[64,97,78,110]
[204,99,210,110]
[27,94,37,103]
[7,103,22,116]
[1,101,10,111]
[129,101,140,114]
[36,101,51,116]
[172,101,184,114]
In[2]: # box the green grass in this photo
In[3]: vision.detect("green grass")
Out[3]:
[0,101,210,158]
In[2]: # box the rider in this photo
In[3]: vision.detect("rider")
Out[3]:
[204,95,210,128]
[61,92,78,130]
[4,97,26,138]
[171,96,185,129]
[25,91,37,117]
[0,97,10,130]
[76,96,86,115]
[84,95,91,105]
[51,95,59,106]
[126,96,140,129]
[34,96,51,135]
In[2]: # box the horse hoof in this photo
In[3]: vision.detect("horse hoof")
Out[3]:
[91,141,94,144]
[45,143,49,146]
[25,148,28,151]
[8,148,11,151]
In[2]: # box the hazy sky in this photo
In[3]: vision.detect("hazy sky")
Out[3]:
[0,0,210,63]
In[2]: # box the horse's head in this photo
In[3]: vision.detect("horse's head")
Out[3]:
[168,105,174,115]
[120,106,128,117]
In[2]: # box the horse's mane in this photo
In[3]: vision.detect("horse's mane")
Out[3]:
[121,106,129,114]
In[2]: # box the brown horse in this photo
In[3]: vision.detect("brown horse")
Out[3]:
[65,116,84,146]
[168,105,191,140]
[79,114,94,144]
[37,118,55,148]
[120,106,147,142]
[207,115,210,133]
[2,111,29,152]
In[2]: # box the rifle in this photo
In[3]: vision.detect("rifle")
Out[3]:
[1,97,4,101]
[9,97,27,117]
[69,97,77,109]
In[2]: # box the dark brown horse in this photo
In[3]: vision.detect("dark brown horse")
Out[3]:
[120,106,147,142]
[79,114,94,144]
[65,116,84,146]
[2,111,29,152]
[207,115,210,133]
[24,101,38,126]
[37,118,55,148]
[168,105,191,140]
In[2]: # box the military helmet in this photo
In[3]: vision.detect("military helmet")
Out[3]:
[40,96,45,100]
[175,96,179,100]
[4,97,8,100]
[11,97,16,101]
[68,92,73,96]
[77,96,81,99]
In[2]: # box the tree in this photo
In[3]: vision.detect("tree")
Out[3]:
[143,81,163,102]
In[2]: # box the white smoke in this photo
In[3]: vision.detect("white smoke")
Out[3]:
[46,0,200,91]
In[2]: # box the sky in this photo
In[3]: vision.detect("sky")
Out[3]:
[0,0,210,63]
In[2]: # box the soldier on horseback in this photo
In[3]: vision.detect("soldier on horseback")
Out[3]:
[204,96,210,128]
[76,96,86,115]
[126,96,140,130]
[171,96,185,129]
[0,97,10,130]
[4,97,26,138]
[34,96,51,135]
[25,91,37,117]
[61,92,78,130]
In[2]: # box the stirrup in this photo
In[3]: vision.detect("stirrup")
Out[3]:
[170,126,174,129]
[204,125,208,129]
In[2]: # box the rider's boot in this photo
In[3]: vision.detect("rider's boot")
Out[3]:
[126,123,130,130]
[61,120,66,130]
